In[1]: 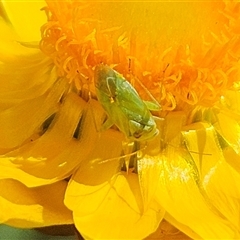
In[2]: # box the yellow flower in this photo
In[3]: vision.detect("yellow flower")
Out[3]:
[1,0,240,239]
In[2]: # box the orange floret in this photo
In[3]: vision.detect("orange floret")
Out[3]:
[40,1,240,111]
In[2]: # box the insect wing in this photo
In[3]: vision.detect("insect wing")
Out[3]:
[114,74,152,127]
[112,71,158,141]
[94,64,158,141]
[94,65,117,103]
[94,65,130,136]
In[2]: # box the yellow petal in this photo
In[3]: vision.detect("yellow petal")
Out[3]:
[0,179,73,228]
[2,0,46,41]
[0,30,59,136]
[215,90,240,155]
[145,217,197,240]
[0,52,57,102]
[183,113,240,235]
[155,152,237,239]
[174,120,240,238]
[67,173,164,239]
[0,71,64,149]
[137,110,240,239]
[0,97,106,187]
[203,160,240,233]
[164,213,200,240]
[65,130,164,239]
[0,18,41,63]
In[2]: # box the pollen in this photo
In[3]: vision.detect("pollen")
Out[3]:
[40,1,240,111]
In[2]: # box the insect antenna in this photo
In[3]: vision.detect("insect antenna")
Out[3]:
[156,130,212,157]
[161,138,212,156]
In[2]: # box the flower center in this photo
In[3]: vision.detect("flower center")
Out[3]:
[40,2,239,111]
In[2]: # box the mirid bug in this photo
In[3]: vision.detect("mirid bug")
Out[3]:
[94,64,161,142]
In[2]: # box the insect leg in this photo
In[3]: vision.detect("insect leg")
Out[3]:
[90,140,146,172]
[127,59,161,112]
[121,140,135,173]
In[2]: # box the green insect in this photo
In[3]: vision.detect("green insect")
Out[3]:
[94,64,161,142]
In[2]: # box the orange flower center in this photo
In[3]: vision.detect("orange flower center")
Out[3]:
[40,1,240,111]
